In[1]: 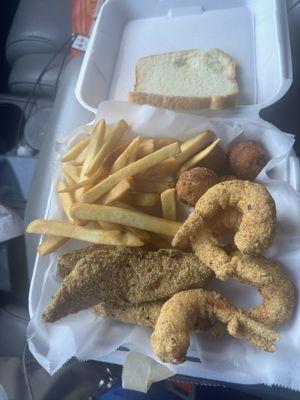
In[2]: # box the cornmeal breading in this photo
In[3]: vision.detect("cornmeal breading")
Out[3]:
[43,248,213,322]
[92,301,212,332]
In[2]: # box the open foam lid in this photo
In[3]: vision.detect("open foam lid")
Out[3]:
[76,0,292,115]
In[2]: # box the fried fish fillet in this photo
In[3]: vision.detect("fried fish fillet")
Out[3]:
[57,247,213,330]
[92,302,212,332]
[57,244,158,278]
[43,248,213,322]
[57,245,112,278]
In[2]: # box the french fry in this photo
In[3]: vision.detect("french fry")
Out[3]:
[82,142,180,203]
[74,186,88,204]
[97,215,150,242]
[39,181,85,255]
[95,139,132,178]
[113,201,173,247]
[64,172,76,186]
[126,226,151,242]
[112,201,139,211]
[177,130,215,164]
[27,219,144,246]
[75,120,106,202]
[104,126,111,141]
[61,164,81,183]
[38,236,68,255]
[70,204,182,236]
[113,200,160,217]
[86,120,129,176]
[125,192,159,207]
[57,181,81,224]
[132,178,175,193]
[137,138,155,159]
[73,147,87,165]
[98,221,122,230]
[181,130,214,151]
[177,139,221,175]
[147,157,179,179]
[60,136,90,162]
[58,141,131,194]
[100,177,133,205]
[60,173,99,193]
[110,136,140,174]
[81,119,106,176]
[145,131,215,178]
[157,138,179,149]
[161,188,176,221]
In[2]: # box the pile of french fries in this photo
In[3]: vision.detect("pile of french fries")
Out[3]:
[26,119,219,255]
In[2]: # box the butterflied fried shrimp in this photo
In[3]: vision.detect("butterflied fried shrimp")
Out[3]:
[151,289,279,364]
[172,180,276,253]
[190,210,295,327]
[43,248,213,323]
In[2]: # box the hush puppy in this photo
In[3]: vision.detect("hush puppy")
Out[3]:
[176,167,219,207]
[229,141,269,180]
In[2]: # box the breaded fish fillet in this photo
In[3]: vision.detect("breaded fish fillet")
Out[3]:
[43,248,213,322]
[57,245,112,278]
[57,248,213,330]
[92,302,212,332]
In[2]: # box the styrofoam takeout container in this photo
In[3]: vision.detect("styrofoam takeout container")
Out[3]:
[76,0,300,376]
[29,0,300,385]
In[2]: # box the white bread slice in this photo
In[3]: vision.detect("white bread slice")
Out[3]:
[129,49,239,111]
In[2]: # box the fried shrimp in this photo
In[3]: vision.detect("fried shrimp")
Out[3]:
[189,208,242,280]
[190,210,295,328]
[172,180,276,253]
[151,289,279,364]
[236,253,295,327]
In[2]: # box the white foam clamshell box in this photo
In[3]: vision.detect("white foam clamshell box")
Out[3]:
[28,0,300,388]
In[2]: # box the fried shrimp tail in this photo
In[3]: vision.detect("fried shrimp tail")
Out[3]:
[226,313,278,352]
[151,289,279,364]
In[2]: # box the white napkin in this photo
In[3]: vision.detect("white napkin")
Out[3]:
[28,101,300,390]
